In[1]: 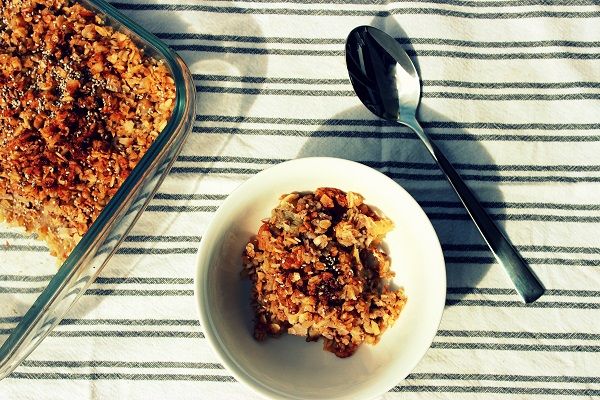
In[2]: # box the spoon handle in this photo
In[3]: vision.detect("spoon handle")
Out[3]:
[405,119,544,303]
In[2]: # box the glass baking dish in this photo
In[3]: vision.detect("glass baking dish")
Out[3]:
[0,0,195,379]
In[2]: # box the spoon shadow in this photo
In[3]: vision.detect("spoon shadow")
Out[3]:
[297,104,502,297]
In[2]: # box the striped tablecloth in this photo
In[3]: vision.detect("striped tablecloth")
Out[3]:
[2,0,600,399]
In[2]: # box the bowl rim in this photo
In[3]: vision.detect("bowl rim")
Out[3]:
[195,157,446,400]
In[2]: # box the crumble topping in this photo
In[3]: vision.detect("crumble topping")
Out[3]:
[243,187,407,358]
[0,0,176,260]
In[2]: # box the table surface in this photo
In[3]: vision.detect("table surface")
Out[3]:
[1,0,599,399]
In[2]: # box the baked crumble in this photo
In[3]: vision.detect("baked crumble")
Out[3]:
[243,187,407,358]
[0,0,175,260]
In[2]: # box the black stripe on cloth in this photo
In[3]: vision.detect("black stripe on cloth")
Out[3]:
[6,374,600,394]
[117,247,196,255]
[0,276,198,285]
[144,202,600,222]
[171,156,600,178]
[13,362,599,384]
[443,244,600,254]
[151,192,600,211]
[173,44,600,59]
[0,274,54,282]
[445,256,600,266]
[74,289,600,308]
[195,115,600,130]
[425,80,600,89]
[49,330,204,338]
[48,321,600,339]
[154,193,226,200]
[3,282,599,299]
[48,253,600,266]
[192,73,600,88]
[428,214,600,222]
[446,299,600,309]
[124,235,201,243]
[406,373,599,383]
[118,241,600,256]
[85,276,596,294]
[0,245,48,252]
[94,277,195,284]
[430,342,600,351]
[8,372,233,382]
[7,330,598,351]
[169,35,600,49]
[83,281,600,298]
[193,73,348,83]
[20,360,223,369]
[59,318,200,326]
[0,232,34,239]
[4,284,598,298]
[4,275,599,296]
[177,155,283,164]
[21,288,596,304]
[448,288,600,297]
[196,0,600,6]
[0,316,21,323]
[391,385,600,395]
[144,205,218,213]
[142,203,600,222]
[164,33,344,44]
[407,92,600,100]
[422,201,600,209]
[6,317,598,344]
[176,155,600,173]
[168,166,600,184]
[195,86,600,100]
[111,3,600,19]
[436,330,600,340]
[1,253,598,267]
[0,287,46,294]
[173,156,600,178]
[196,86,354,97]
[83,289,194,296]
[192,126,600,142]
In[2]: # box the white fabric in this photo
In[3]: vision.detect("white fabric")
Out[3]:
[1,0,599,398]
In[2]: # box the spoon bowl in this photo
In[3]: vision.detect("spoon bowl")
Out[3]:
[346,26,420,122]
[345,25,544,303]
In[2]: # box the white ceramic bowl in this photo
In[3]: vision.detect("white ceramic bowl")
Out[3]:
[195,157,445,400]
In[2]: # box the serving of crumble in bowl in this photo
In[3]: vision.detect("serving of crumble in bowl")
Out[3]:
[195,157,446,400]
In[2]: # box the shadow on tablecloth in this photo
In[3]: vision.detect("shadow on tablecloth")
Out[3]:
[297,103,503,299]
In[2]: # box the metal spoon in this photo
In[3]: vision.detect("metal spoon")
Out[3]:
[346,25,544,303]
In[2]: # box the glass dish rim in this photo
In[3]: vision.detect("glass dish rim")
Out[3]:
[0,0,194,370]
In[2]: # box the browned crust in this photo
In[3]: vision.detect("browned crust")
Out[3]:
[0,0,176,260]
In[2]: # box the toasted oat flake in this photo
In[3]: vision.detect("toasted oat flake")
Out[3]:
[242,187,407,358]
[0,0,176,261]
